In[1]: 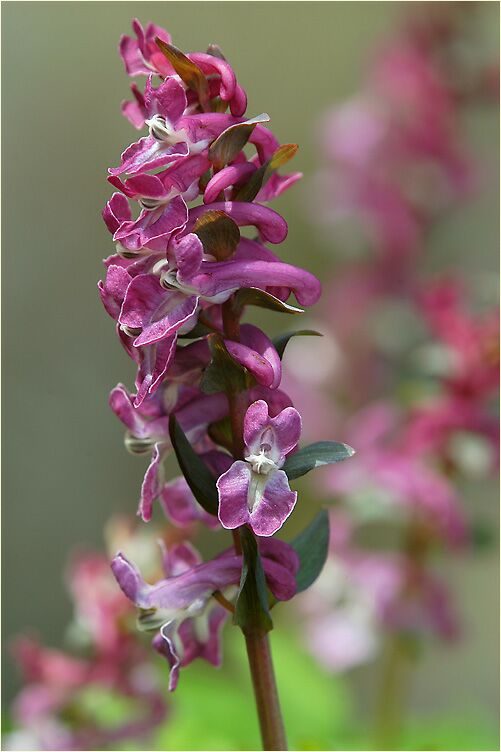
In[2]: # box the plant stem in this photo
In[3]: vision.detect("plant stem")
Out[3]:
[222,296,288,751]
[373,518,428,749]
[373,634,409,750]
[244,630,288,750]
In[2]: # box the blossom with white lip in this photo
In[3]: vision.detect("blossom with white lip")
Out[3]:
[217,400,301,536]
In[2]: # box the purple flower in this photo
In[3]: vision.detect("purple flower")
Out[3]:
[119,19,172,77]
[159,476,222,530]
[217,400,301,536]
[111,538,298,689]
[109,384,228,521]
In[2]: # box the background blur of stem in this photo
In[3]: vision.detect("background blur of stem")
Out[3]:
[2,2,499,749]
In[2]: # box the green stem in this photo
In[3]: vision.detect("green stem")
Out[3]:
[244,630,288,750]
[372,518,428,749]
[373,635,409,750]
[221,296,288,751]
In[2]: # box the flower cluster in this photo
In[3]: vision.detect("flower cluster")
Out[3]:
[96,18,351,696]
[286,5,499,673]
[6,521,168,750]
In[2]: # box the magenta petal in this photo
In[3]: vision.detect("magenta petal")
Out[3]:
[109,136,189,177]
[261,558,297,601]
[134,335,178,407]
[111,552,242,611]
[204,163,256,204]
[257,171,303,202]
[114,195,188,252]
[113,173,166,200]
[243,399,271,448]
[268,406,302,457]
[162,541,203,577]
[160,476,220,529]
[121,85,147,129]
[110,553,147,604]
[152,630,180,692]
[224,340,275,388]
[144,76,187,125]
[179,605,227,669]
[187,202,288,244]
[102,193,131,234]
[98,265,131,319]
[139,443,165,521]
[249,470,297,537]
[173,233,204,281]
[240,324,281,389]
[230,84,247,117]
[216,461,251,530]
[119,274,198,346]
[109,384,149,437]
[189,258,321,306]
[259,537,300,576]
[187,53,237,101]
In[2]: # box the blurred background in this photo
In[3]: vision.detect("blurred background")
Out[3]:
[2,2,499,750]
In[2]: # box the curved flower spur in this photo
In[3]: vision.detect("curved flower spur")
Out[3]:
[98,19,355,750]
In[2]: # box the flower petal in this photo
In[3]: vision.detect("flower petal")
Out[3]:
[216,461,251,530]
[249,469,297,537]
[119,274,198,346]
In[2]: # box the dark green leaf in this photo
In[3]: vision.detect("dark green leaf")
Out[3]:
[208,114,270,170]
[155,39,209,107]
[273,329,322,359]
[234,527,273,633]
[290,510,330,593]
[283,441,355,481]
[234,287,304,316]
[200,334,248,394]
[232,164,268,203]
[168,414,218,515]
[193,210,240,260]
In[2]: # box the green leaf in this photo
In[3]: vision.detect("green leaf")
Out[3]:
[234,287,304,316]
[208,114,270,170]
[283,440,355,480]
[155,39,209,107]
[273,329,322,359]
[201,334,248,394]
[290,509,330,593]
[193,210,240,260]
[233,143,298,202]
[268,143,299,170]
[234,527,273,634]
[168,414,218,515]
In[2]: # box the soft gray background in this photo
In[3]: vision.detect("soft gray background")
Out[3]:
[2,0,499,725]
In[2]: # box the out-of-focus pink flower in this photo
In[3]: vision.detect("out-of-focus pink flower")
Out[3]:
[323,402,468,547]
[9,546,169,751]
[298,511,459,673]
